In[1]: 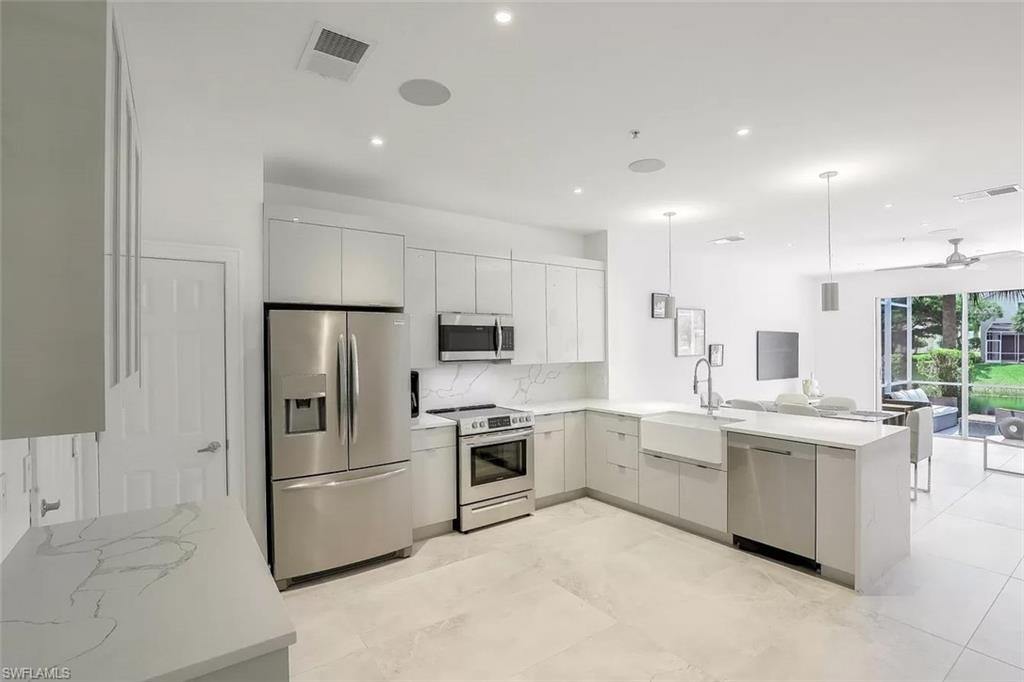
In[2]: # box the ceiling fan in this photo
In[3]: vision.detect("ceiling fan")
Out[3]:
[876,238,1023,272]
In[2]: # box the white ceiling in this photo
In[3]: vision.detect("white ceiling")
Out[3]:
[118,2,1023,274]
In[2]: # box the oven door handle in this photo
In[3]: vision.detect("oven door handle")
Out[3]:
[461,427,534,447]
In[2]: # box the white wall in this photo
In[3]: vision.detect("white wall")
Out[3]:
[605,228,817,404]
[141,139,266,548]
[814,255,1024,411]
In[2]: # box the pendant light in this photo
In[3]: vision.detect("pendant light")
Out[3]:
[663,211,677,316]
[819,171,840,311]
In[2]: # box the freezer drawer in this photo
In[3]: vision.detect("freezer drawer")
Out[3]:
[271,461,412,581]
[727,434,816,560]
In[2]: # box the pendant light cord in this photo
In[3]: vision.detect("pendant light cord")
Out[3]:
[826,175,833,283]
[668,214,673,293]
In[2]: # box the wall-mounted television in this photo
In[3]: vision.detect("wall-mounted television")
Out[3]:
[757,331,799,380]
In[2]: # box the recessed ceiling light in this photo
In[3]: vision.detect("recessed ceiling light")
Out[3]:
[573,187,583,195]
[883,203,894,209]
[398,79,452,106]
[628,158,666,173]
[370,136,385,147]
[736,128,751,137]
[494,9,513,24]
[786,242,794,248]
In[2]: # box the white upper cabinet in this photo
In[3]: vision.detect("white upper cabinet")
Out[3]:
[511,260,547,365]
[577,268,606,362]
[266,220,342,304]
[405,248,437,369]
[435,252,476,313]
[2,1,123,438]
[545,265,578,363]
[265,220,404,307]
[475,257,512,314]
[341,228,404,307]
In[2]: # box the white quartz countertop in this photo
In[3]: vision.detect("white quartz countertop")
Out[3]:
[512,399,906,450]
[410,413,455,430]
[0,497,295,682]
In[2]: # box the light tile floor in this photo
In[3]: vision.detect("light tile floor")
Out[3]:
[283,437,1024,681]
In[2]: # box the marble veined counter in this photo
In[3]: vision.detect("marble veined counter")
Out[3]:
[515,399,906,450]
[0,497,295,681]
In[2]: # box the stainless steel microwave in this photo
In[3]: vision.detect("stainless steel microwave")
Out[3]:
[438,313,514,362]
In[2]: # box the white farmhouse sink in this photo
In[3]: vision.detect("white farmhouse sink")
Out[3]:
[640,412,743,467]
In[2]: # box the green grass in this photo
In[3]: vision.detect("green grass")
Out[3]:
[969,363,1024,386]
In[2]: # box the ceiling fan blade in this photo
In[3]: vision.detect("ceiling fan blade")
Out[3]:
[976,250,1024,261]
[874,262,944,272]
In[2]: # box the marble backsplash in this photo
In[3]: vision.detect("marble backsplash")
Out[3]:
[418,362,594,411]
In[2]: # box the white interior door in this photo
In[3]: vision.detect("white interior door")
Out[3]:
[100,257,227,513]
[31,434,79,526]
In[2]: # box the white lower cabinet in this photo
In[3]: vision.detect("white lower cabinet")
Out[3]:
[563,412,586,491]
[678,462,727,533]
[815,446,855,574]
[585,412,639,503]
[411,427,457,529]
[639,453,680,517]
[534,429,565,499]
[533,412,586,499]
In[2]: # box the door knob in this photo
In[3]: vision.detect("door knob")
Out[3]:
[40,498,61,517]
[197,441,222,454]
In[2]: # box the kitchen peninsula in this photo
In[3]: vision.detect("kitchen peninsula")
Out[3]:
[0,497,295,681]
[507,399,911,592]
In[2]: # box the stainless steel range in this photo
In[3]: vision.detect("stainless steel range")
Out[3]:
[427,404,535,532]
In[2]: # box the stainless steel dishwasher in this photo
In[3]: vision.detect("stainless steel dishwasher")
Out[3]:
[727,433,816,561]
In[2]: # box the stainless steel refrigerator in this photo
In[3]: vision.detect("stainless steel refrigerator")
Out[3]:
[266,308,411,586]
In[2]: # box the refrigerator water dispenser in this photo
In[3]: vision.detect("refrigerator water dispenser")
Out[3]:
[283,374,327,435]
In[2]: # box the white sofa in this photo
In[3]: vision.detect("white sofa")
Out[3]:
[885,388,959,433]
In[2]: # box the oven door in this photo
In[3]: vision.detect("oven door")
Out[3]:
[459,428,534,504]
[439,313,505,362]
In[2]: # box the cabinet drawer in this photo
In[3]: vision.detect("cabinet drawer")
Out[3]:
[411,426,456,452]
[606,431,638,470]
[604,414,638,436]
[604,462,638,503]
[534,413,565,434]
[679,462,727,533]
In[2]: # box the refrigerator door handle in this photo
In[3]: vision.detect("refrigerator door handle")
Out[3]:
[337,333,347,445]
[278,466,407,491]
[349,332,360,443]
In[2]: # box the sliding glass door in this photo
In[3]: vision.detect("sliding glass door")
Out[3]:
[879,289,1024,439]
[966,291,1024,437]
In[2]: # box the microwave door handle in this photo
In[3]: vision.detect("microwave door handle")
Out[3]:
[496,318,503,358]
[349,332,360,444]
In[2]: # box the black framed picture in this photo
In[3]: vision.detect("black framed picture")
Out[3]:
[709,343,724,367]
[651,293,671,319]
